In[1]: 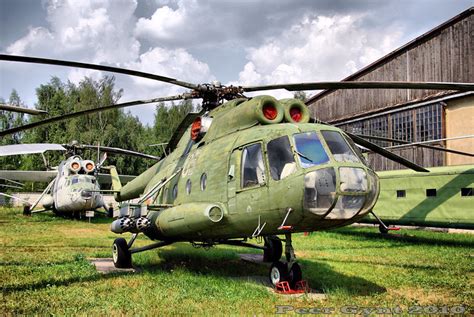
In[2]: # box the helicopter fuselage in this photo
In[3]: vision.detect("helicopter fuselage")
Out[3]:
[112,96,379,242]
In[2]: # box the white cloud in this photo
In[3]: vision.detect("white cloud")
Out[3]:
[235,14,403,99]
[3,0,214,125]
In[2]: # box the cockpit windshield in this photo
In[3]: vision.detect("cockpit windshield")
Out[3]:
[321,130,360,163]
[293,132,329,168]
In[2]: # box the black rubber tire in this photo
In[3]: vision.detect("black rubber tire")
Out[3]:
[288,263,303,288]
[107,207,114,218]
[269,261,288,287]
[112,238,132,268]
[379,224,389,234]
[263,236,283,262]
[23,205,31,216]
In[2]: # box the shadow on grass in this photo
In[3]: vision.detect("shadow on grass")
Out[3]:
[1,271,131,294]
[331,229,474,248]
[139,246,386,296]
[2,244,386,297]
[314,257,443,271]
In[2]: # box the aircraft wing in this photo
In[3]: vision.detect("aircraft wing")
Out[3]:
[0,170,57,182]
[0,143,65,156]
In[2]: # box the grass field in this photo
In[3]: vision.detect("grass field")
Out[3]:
[1,207,472,315]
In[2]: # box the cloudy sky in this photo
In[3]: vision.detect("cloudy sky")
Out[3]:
[0,0,472,125]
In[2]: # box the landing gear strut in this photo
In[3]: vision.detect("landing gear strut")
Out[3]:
[112,233,173,269]
[269,233,303,288]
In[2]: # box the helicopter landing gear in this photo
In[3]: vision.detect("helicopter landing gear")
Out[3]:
[263,235,282,262]
[269,233,303,288]
[107,206,114,218]
[23,205,31,216]
[112,238,132,268]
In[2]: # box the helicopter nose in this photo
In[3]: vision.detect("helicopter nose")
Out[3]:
[303,167,378,220]
[81,190,93,198]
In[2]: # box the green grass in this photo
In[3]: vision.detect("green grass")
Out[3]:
[0,207,472,315]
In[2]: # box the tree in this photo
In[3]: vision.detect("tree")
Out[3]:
[0,90,27,170]
[293,91,307,102]
[151,100,193,156]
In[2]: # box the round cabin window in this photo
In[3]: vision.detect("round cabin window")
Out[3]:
[186,179,192,195]
[200,173,207,191]
[172,184,178,199]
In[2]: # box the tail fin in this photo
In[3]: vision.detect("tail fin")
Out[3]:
[104,166,122,201]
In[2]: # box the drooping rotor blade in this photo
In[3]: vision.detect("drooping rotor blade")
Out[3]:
[0,176,24,186]
[79,145,160,160]
[0,170,57,183]
[0,94,195,137]
[0,104,47,115]
[242,81,474,92]
[346,132,429,172]
[356,134,474,157]
[0,54,198,90]
[0,143,66,156]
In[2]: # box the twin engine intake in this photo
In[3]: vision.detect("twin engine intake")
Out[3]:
[68,159,95,174]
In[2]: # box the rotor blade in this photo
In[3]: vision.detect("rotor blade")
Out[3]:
[242,81,474,92]
[0,104,47,115]
[346,132,429,172]
[355,134,474,157]
[80,145,160,160]
[0,143,65,156]
[0,95,195,137]
[0,170,57,182]
[0,54,198,90]
[0,177,24,186]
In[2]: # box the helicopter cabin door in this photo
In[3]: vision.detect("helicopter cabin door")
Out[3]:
[228,142,269,219]
[227,149,239,215]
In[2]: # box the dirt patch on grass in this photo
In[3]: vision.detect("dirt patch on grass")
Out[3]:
[388,287,457,305]
[57,227,107,237]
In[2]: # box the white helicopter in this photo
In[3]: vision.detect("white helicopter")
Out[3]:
[0,141,159,217]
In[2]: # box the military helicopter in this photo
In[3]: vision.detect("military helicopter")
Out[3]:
[1,54,473,288]
[0,141,159,218]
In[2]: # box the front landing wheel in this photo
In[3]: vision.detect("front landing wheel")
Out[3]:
[269,261,288,287]
[112,238,132,268]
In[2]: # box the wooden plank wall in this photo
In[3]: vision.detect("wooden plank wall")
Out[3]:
[308,13,473,123]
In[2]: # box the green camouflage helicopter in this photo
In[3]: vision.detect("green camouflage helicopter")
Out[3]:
[1,54,474,287]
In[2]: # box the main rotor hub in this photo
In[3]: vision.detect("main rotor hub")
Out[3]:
[196,84,245,110]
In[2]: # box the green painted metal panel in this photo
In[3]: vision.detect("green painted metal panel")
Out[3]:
[365,165,474,228]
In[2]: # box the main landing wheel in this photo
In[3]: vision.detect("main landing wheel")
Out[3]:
[269,261,288,287]
[23,205,31,216]
[263,236,283,262]
[112,238,132,268]
[288,263,303,288]
[107,207,114,218]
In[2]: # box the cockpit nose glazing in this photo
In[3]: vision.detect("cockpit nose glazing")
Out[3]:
[303,167,379,220]
[294,129,379,220]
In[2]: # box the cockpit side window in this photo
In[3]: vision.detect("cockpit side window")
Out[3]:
[321,130,360,163]
[293,132,330,168]
[71,177,79,184]
[267,136,296,180]
[241,143,266,188]
[343,134,368,165]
